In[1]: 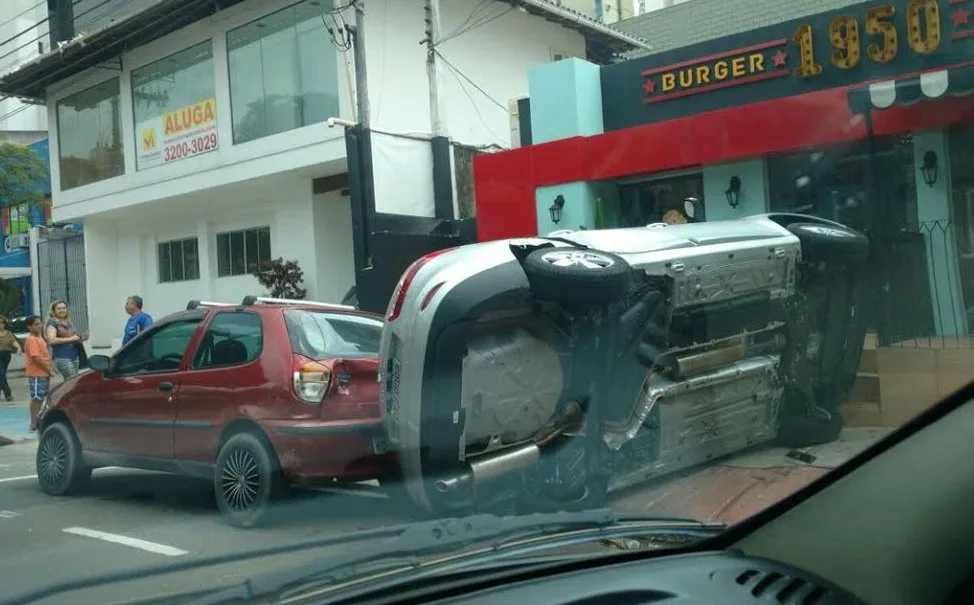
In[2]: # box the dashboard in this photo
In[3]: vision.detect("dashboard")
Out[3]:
[421,550,865,605]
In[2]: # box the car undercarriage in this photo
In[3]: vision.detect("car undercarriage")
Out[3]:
[389,214,870,516]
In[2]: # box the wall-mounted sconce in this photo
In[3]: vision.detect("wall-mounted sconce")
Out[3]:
[549,194,565,224]
[921,150,939,187]
[725,175,742,208]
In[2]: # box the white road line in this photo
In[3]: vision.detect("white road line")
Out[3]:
[62,527,188,557]
[0,474,36,484]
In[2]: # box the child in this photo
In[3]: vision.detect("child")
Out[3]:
[24,315,53,431]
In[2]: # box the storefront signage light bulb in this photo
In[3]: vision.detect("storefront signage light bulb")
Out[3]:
[921,150,939,188]
[725,175,742,209]
[549,195,565,224]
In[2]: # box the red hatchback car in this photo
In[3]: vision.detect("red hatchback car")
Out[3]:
[34,296,394,527]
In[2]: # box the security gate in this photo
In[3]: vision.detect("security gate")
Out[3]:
[36,232,88,334]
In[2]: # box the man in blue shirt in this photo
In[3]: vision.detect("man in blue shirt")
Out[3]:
[123,295,153,346]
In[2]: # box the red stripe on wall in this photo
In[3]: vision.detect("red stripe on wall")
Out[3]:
[473,84,974,241]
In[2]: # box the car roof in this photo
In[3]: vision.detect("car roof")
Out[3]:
[182,300,383,321]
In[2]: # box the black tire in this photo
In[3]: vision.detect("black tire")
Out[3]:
[36,422,91,496]
[787,222,869,266]
[522,247,632,309]
[214,432,280,528]
[518,475,608,514]
[777,403,843,448]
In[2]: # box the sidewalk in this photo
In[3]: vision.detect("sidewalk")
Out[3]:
[0,373,35,446]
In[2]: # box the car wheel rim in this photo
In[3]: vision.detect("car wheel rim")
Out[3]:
[220,449,262,512]
[541,250,614,270]
[38,431,67,487]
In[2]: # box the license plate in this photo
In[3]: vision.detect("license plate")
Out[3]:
[387,359,402,422]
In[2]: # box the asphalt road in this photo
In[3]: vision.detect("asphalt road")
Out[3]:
[0,441,417,605]
[0,428,883,605]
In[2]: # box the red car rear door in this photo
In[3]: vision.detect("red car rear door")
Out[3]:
[80,313,205,459]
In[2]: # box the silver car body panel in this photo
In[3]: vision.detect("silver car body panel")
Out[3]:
[379,216,802,508]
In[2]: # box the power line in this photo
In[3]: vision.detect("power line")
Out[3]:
[433,50,505,111]
[436,6,514,47]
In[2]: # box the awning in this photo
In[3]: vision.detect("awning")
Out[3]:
[0,267,31,279]
[847,64,974,115]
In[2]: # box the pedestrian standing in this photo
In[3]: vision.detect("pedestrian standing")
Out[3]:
[24,315,52,431]
[0,316,21,402]
[123,295,152,346]
[44,300,84,379]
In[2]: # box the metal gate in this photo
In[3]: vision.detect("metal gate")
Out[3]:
[37,232,88,334]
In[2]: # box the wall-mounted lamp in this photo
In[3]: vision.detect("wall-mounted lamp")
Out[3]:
[549,194,565,224]
[725,175,742,208]
[921,150,939,187]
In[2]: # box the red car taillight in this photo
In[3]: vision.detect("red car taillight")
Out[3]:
[292,354,330,403]
[387,248,453,322]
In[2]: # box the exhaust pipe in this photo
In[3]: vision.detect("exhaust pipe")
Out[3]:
[435,443,540,493]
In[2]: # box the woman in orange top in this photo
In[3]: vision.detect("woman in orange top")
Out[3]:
[24,315,53,431]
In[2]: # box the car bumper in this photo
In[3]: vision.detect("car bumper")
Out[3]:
[260,418,396,483]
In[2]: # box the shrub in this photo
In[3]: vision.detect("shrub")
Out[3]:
[252,257,307,300]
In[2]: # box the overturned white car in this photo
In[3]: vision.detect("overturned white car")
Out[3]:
[378,213,869,516]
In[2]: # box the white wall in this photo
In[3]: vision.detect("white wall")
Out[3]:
[82,175,357,348]
[46,0,355,223]
[363,0,585,146]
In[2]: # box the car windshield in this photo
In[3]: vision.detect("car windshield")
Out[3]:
[0,0,965,603]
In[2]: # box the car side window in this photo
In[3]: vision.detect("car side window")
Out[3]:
[284,310,382,359]
[191,311,262,370]
[113,317,203,375]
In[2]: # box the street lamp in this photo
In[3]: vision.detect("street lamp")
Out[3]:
[549,195,565,224]
[725,175,742,208]
[921,150,939,187]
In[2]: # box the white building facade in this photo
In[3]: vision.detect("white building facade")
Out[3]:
[0,0,645,350]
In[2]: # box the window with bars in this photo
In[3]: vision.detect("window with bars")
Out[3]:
[158,237,200,283]
[216,226,271,277]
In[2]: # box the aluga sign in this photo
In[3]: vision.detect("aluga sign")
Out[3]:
[136,97,219,169]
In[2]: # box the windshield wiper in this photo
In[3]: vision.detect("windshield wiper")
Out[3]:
[180,509,722,605]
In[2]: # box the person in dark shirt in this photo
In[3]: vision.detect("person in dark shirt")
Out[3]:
[45,300,84,379]
[123,295,152,346]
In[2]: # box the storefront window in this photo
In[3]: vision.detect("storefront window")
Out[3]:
[226,0,340,145]
[132,41,218,170]
[618,173,704,227]
[56,78,123,191]
[767,136,917,232]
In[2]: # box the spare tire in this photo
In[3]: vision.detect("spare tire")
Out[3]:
[522,247,632,309]
[787,222,869,266]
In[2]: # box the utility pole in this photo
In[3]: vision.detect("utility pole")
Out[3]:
[350,0,370,127]
[424,0,446,136]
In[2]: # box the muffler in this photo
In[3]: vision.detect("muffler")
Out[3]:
[435,403,583,493]
[435,443,540,492]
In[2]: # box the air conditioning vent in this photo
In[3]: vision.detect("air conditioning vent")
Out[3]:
[734,569,830,604]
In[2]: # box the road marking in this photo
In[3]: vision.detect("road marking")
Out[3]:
[0,510,22,519]
[62,527,188,557]
[0,474,36,484]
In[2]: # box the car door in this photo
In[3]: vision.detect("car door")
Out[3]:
[78,313,205,459]
[174,310,265,464]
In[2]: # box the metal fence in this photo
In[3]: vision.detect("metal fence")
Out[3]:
[36,232,88,334]
[872,219,974,349]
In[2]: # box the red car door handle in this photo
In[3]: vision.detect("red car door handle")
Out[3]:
[158,382,174,393]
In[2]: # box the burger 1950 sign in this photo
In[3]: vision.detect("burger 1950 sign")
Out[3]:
[136,98,219,169]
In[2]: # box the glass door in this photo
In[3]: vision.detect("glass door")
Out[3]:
[617,173,704,228]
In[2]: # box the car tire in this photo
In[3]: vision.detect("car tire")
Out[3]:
[776,395,843,448]
[214,432,280,528]
[36,421,91,496]
[787,222,869,266]
[522,247,632,309]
